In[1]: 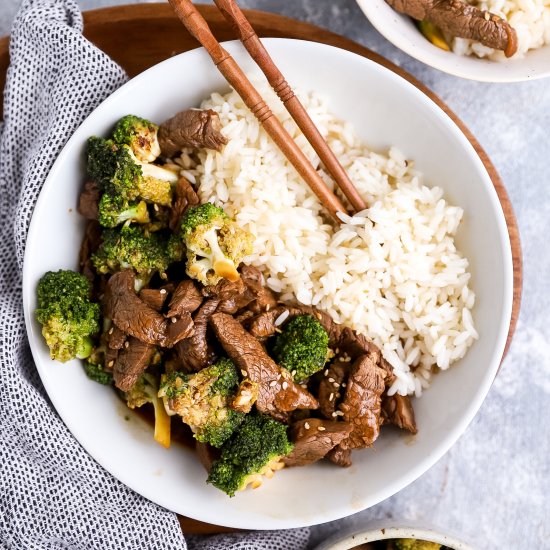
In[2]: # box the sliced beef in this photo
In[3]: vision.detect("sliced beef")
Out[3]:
[106,325,127,350]
[158,109,228,157]
[202,277,254,315]
[338,354,386,450]
[79,220,102,284]
[378,358,417,434]
[139,288,169,311]
[318,360,349,419]
[167,280,203,318]
[78,180,100,220]
[239,265,277,313]
[386,0,517,57]
[169,177,200,232]
[209,312,318,421]
[382,393,418,434]
[113,337,155,392]
[338,327,381,363]
[326,445,352,468]
[283,419,353,467]
[104,270,193,348]
[167,313,195,345]
[176,298,220,371]
[195,441,220,473]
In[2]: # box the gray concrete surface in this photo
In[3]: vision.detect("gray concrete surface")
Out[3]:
[2,1,549,549]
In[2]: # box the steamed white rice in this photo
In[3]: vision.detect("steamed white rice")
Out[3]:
[177,85,478,397]
[452,0,550,59]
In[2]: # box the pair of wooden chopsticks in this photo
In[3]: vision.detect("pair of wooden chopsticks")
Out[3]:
[168,0,366,222]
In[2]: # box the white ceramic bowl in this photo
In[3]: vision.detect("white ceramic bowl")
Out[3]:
[314,524,476,550]
[357,0,550,82]
[22,39,513,529]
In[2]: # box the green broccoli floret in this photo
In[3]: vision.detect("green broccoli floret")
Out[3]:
[124,373,171,448]
[393,540,441,550]
[91,225,171,284]
[86,136,176,206]
[159,358,245,448]
[98,192,150,228]
[207,414,293,496]
[35,270,100,363]
[112,115,161,162]
[271,314,329,382]
[84,360,113,385]
[180,203,253,286]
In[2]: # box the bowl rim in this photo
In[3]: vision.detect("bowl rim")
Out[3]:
[355,0,550,83]
[22,38,514,529]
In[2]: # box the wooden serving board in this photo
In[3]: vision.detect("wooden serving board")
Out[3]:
[0,3,522,535]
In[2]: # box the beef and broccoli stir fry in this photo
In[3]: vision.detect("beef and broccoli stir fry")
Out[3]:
[355,540,451,550]
[35,110,417,496]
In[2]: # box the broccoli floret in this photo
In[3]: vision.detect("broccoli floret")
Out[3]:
[35,270,100,363]
[84,360,113,385]
[124,373,171,448]
[87,136,176,206]
[180,203,253,286]
[159,358,245,448]
[207,414,293,496]
[91,225,171,283]
[271,314,329,382]
[112,115,161,162]
[393,540,441,550]
[98,192,150,228]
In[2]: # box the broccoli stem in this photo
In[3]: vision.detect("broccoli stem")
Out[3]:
[203,227,240,282]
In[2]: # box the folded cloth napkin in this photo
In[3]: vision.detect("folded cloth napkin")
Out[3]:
[0,1,310,548]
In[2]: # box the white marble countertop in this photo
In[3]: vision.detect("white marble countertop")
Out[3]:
[2,1,549,549]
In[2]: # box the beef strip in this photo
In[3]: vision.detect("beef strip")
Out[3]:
[338,354,386,451]
[139,288,169,311]
[78,180,100,220]
[169,177,200,232]
[378,358,417,434]
[239,266,278,313]
[158,109,228,157]
[104,270,193,348]
[386,0,517,57]
[176,298,220,371]
[283,418,353,467]
[106,325,127,350]
[167,314,195,344]
[167,280,203,318]
[338,327,381,363]
[318,360,349,419]
[326,446,352,468]
[79,220,102,284]
[195,441,220,473]
[202,277,255,315]
[113,337,155,392]
[209,312,318,421]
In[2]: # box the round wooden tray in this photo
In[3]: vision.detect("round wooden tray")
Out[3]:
[0,3,522,535]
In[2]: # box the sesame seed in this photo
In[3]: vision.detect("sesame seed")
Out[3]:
[316,313,322,320]
[266,304,271,311]
[329,393,334,401]
[337,411,345,416]
[333,382,340,388]
[335,348,340,354]
[108,360,114,367]
[241,370,247,377]
[154,203,159,211]
[269,380,277,387]
[160,289,167,294]
[324,369,329,376]
[160,272,168,280]
[328,377,335,383]
[124,341,129,349]
[300,384,307,389]
[171,317,177,323]
[317,426,326,431]
[342,382,347,388]
[282,381,288,390]
[108,327,114,335]
[291,370,297,377]
[304,422,310,430]
[331,412,338,417]
[484,11,490,20]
